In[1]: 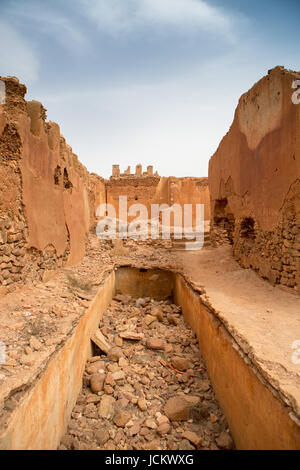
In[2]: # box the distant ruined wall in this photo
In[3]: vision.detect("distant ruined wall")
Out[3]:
[106,168,210,229]
[169,177,210,225]
[0,76,103,291]
[209,66,300,292]
[107,174,162,223]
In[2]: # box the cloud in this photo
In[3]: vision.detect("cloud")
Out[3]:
[0,21,39,84]
[7,1,88,52]
[81,0,238,40]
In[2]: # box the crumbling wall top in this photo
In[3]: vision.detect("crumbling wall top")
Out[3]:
[110,164,160,179]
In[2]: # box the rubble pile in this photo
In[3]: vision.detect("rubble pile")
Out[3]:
[59,294,233,450]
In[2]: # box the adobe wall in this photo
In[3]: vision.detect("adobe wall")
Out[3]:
[106,167,210,230]
[169,177,210,226]
[208,66,300,292]
[0,77,104,291]
[106,173,162,223]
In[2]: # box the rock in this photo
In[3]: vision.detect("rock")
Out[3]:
[90,373,106,393]
[19,353,36,366]
[89,356,102,363]
[4,359,17,367]
[215,431,233,450]
[116,397,129,409]
[190,403,210,422]
[138,398,147,411]
[146,338,165,350]
[115,337,123,347]
[113,410,131,427]
[145,418,157,429]
[178,439,195,450]
[181,430,202,449]
[86,361,106,375]
[157,415,169,426]
[29,336,42,351]
[128,423,141,437]
[144,315,156,326]
[86,395,101,404]
[95,428,109,446]
[141,376,150,385]
[105,372,116,387]
[111,370,125,381]
[198,379,210,392]
[104,385,114,395]
[84,403,98,418]
[143,439,161,450]
[164,343,173,353]
[98,395,115,419]
[118,357,128,368]
[114,294,131,305]
[167,314,179,326]
[151,307,164,322]
[91,329,111,354]
[172,356,190,371]
[107,363,119,372]
[120,331,144,341]
[107,347,124,362]
[164,396,190,421]
[157,422,171,435]
[25,346,32,355]
[61,435,74,449]
[184,395,201,407]
[135,298,146,307]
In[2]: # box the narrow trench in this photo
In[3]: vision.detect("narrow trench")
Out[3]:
[59,292,234,451]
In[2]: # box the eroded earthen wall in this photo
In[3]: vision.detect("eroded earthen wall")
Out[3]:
[106,174,210,230]
[0,77,103,291]
[169,177,210,226]
[209,66,300,292]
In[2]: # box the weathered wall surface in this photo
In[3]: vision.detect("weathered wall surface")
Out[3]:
[169,177,210,226]
[106,173,210,232]
[0,77,104,290]
[106,175,162,223]
[209,66,300,292]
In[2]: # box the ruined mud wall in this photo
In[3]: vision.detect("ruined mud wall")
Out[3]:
[0,77,103,291]
[169,177,210,225]
[209,66,300,292]
[106,175,162,223]
[106,174,210,229]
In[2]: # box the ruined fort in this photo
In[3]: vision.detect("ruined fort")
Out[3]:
[0,66,299,450]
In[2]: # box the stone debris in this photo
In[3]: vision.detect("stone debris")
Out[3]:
[91,329,111,354]
[59,295,233,450]
[164,396,191,421]
[119,331,144,341]
[90,373,106,393]
[172,356,191,371]
[146,338,165,351]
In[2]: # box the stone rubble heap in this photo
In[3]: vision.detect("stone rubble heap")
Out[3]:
[59,294,233,450]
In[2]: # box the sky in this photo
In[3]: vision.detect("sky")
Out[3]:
[0,0,299,178]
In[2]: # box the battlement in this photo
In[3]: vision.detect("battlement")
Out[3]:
[111,164,159,178]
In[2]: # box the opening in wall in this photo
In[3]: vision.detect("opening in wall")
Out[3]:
[54,165,61,185]
[240,217,256,240]
[213,198,235,244]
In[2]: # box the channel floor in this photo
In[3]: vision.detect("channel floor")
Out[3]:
[59,294,234,450]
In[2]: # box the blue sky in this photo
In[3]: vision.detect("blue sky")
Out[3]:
[0,0,299,177]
